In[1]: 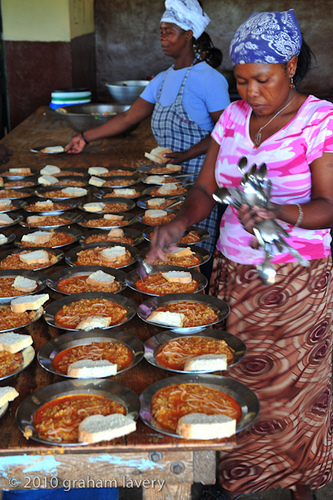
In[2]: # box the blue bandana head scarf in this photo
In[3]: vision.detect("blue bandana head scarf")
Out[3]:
[229,10,302,66]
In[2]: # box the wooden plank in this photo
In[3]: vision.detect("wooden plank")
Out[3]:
[0,451,195,490]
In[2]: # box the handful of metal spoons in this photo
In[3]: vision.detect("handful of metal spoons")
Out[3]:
[213,157,309,286]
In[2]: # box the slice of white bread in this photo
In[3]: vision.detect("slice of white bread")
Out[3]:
[88,176,105,187]
[0,214,13,225]
[100,246,126,261]
[144,209,167,218]
[86,270,115,287]
[0,386,19,408]
[13,275,38,293]
[76,316,112,331]
[165,164,182,172]
[83,202,105,212]
[21,231,52,245]
[167,247,193,258]
[88,167,109,176]
[26,215,47,225]
[144,147,173,164]
[0,234,8,244]
[113,188,137,196]
[157,183,178,195]
[147,198,166,208]
[161,271,192,284]
[145,175,165,184]
[19,250,49,265]
[38,175,59,186]
[35,199,53,208]
[103,214,124,221]
[176,413,236,439]
[184,354,228,372]
[10,293,49,313]
[147,310,185,327]
[40,165,61,175]
[108,228,124,237]
[0,332,33,353]
[78,413,136,444]
[67,359,117,378]
[40,146,65,154]
[9,167,32,175]
[62,187,87,196]
[0,199,12,208]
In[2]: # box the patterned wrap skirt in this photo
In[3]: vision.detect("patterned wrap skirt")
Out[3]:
[209,252,333,493]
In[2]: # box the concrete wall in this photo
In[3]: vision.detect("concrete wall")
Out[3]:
[95,0,333,101]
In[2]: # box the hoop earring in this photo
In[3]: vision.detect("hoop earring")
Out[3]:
[289,76,295,89]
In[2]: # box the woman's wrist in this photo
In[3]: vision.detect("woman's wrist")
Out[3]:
[81,132,89,145]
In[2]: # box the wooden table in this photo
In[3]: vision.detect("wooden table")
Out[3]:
[0,107,235,499]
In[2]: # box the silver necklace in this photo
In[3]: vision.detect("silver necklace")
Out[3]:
[253,94,296,148]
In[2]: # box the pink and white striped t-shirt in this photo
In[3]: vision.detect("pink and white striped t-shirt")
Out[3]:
[211,95,333,264]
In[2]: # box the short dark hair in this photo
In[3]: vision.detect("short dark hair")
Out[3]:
[294,36,315,84]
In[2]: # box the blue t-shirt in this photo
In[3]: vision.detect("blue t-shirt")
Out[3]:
[140,61,230,131]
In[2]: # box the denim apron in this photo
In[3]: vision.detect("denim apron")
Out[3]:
[151,63,219,255]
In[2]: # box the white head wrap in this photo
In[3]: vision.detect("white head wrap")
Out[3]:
[160,0,210,40]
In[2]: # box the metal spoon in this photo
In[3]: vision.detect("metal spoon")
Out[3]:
[212,188,241,209]
[237,156,248,172]
[255,242,276,286]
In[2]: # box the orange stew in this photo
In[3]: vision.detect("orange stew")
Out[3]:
[0,276,39,298]
[103,179,137,187]
[0,190,30,198]
[84,234,134,245]
[26,215,72,227]
[0,306,37,330]
[34,394,126,443]
[55,298,127,329]
[152,383,242,432]
[25,202,72,212]
[76,247,132,268]
[82,218,129,228]
[142,213,176,226]
[86,203,130,213]
[57,275,121,294]
[21,232,73,247]
[149,301,218,327]
[54,341,133,374]
[150,186,187,197]
[0,250,57,270]
[156,336,234,370]
[150,253,201,268]
[136,272,198,295]
[0,350,22,378]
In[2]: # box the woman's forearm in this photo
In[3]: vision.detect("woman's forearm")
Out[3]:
[272,198,333,229]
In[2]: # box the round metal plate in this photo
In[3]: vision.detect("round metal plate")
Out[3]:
[142,226,210,245]
[0,269,48,303]
[47,265,127,295]
[125,265,207,296]
[20,212,82,229]
[0,247,64,271]
[0,200,27,213]
[144,328,246,373]
[16,378,140,446]
[65,242,140,269]
[80,227,144,247]
[43,291,137,332]
[77,212,138,230]
[139,374,260,439]
[0,345,35,381]
[0,305,44,333]
[38,329,144,377]
[145,244,211,269]
[79,197,135,213]
[16,227,82,249]
[35,186,89,200]
[137,292,229,333]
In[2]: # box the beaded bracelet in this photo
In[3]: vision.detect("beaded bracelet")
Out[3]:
[81,132,89,145]
[295,203,303,227]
